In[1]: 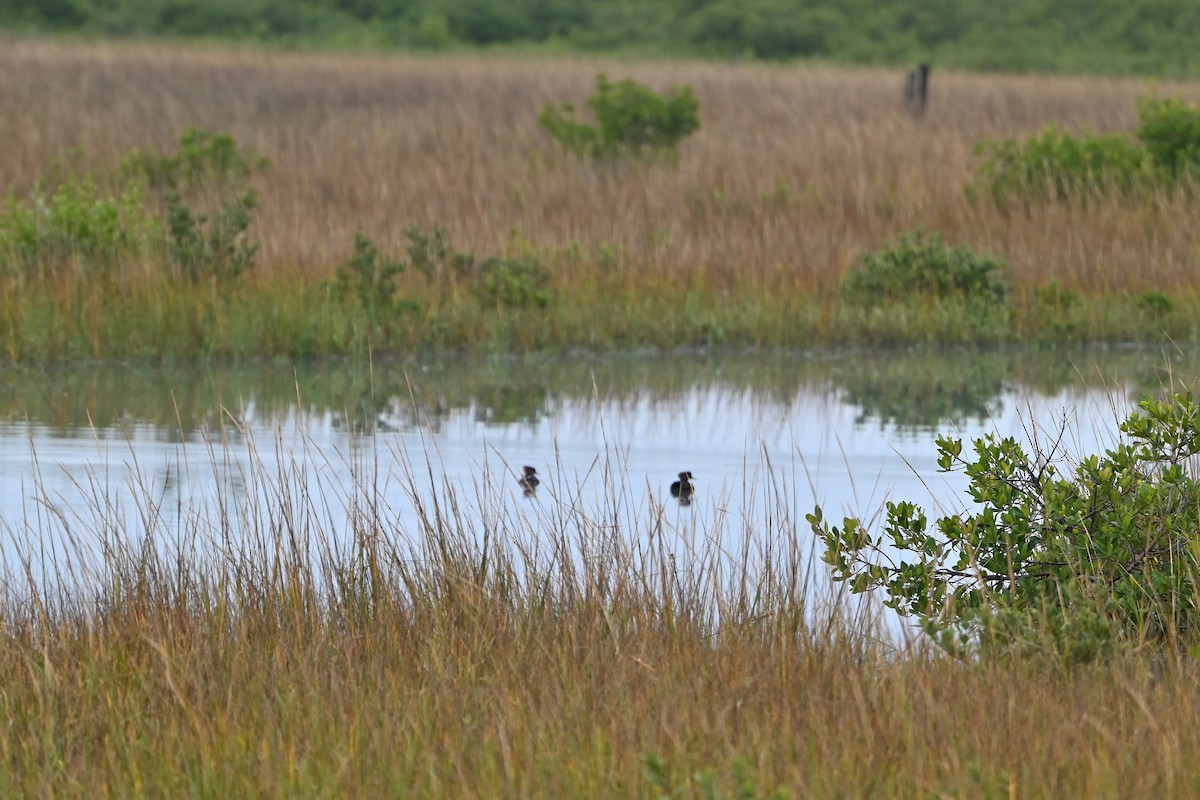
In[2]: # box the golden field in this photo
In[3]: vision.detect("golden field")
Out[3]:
[2,40,1199,314]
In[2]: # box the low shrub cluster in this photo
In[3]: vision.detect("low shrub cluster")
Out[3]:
[836,232,1011,341]
[840,232,1009,305]
[329,226,556,348]
[539,74,700,162]
[973,94,1200,207]
[0,127,265,288]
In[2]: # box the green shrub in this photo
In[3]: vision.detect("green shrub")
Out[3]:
[139,128,266,285]
[165,189,259,285]
[972,94,1200,207]
[405,224,476,301]
[479,254,554,309]
[811,390,1200,662]
[971,127,1149,207]
[122,127,268,194]
[403,224,556,310]
[840,232,1010,306]
[331,233,420,336]
[0,128,265,287]
[0,178,152,280]
[640,752,787,800]
[329,225,555,342]
[1137,288,1173,318]
[539,74,700,162]
[1136,95,1200,185]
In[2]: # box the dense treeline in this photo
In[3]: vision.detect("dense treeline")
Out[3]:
[3,0,1200,75]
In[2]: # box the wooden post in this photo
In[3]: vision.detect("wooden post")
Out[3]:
[905,63,930,116]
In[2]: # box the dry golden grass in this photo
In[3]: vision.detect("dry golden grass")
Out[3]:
[3,38,1200,301]
[3,431,1200,797]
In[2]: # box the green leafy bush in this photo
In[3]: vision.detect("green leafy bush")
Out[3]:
[0,128,265,287]
[640,752,787,800]
[329,225,556,342]
[539,74,700,161]
[971,127,1149,207]
[811,390,1200,662]
[972,94,1200,207]
[479,254,554,309]
[1135,95,1200,185]
[331,233,421,335]
[840,232,1010,306]
[121,127,268,194]
[404,224,556,310]
[405,224,476,302]
[0,178,152,280]
[165,189,259,285]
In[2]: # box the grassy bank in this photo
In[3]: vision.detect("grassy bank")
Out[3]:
[4,42,1200,361]
[2,432,1200,796]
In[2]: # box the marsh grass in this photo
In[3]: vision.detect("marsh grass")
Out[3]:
[4,418,1200,796]
[4,42,1200,359]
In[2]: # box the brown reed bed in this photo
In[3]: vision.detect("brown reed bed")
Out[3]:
[3,40,1200,359]
[1,425,1200,797]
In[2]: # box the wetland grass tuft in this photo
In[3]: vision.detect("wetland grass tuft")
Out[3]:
[2,426,1200,795]
[3,42,1200,359]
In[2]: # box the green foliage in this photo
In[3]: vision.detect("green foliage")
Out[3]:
[404,224,556,310]
[479,255,554,309]
[840,232,1010,306]
[165,189,259,285]
[0,177,152,280]
[833,233,1014,343]
[405,224,476,300]
[640,752,788,800]
[972,94,1200,207]
[971,128,1149,207]
[11,0,1200,78]
[540,74,700,162]
[1135,95,1200,185]
[331,232,420,333]
[11,0,1200,77]
[121,127,268,194]
[0,128,264,288]
[1137,288,1173,318]
[328,225,555,346]
[140,128,266,285]
[812,390,1200,661]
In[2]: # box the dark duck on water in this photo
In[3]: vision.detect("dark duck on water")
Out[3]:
[670,471,695,506]
[519,465,540,497]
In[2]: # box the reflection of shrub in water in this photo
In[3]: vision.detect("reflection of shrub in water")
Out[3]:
[469,382,549,426]
[832,350,1011,432]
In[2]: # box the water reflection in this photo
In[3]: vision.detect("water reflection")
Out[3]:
[0,346,1191,595]
[0,346,1190,436]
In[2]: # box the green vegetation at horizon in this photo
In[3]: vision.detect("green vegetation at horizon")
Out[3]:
[5,0,1200,76]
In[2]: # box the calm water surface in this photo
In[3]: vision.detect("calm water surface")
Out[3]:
[0,347,1189,585]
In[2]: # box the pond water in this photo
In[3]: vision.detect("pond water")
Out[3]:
[0,347,1192,591]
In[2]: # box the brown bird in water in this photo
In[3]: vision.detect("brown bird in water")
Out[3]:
[518,465,540,497]
[670,471,695,506]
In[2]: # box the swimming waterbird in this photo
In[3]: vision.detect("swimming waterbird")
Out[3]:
[519,465,540,497]
[670,471,695,506]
